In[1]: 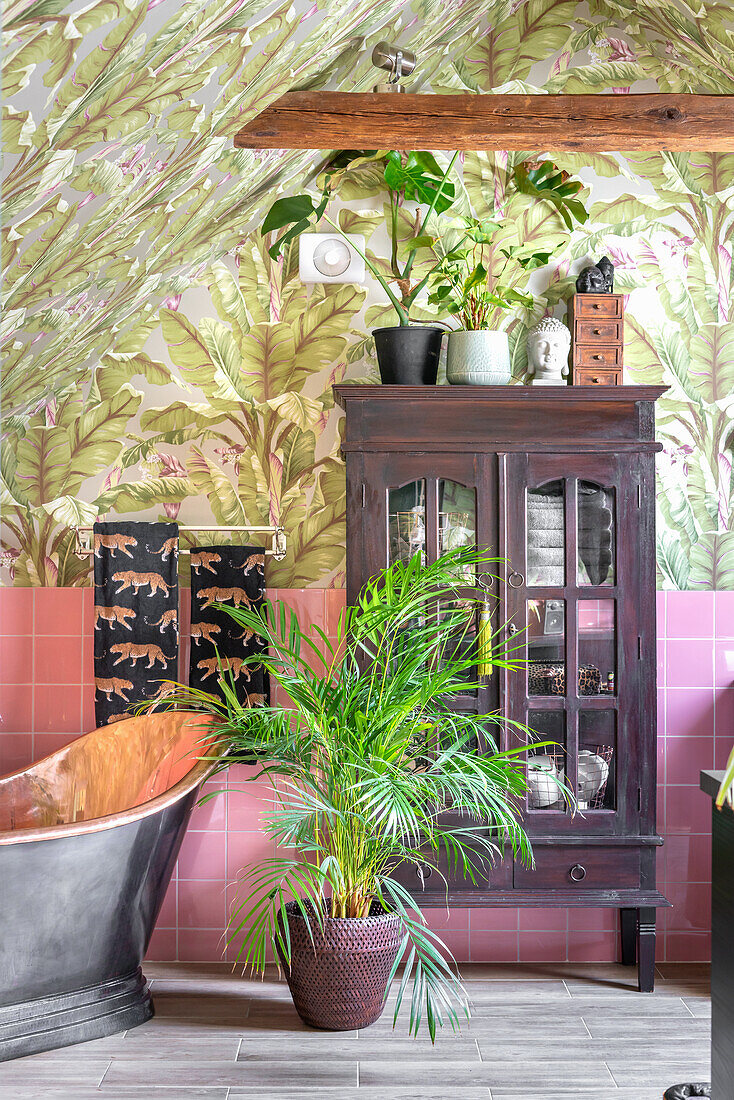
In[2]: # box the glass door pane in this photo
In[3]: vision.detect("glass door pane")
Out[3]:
[389,480,425,565]
[578,711,616,810]
[527,480,565,586]
[527,711,567,812]
[578,481,615,585]
[578,599,616,696]
[528,599,566,696]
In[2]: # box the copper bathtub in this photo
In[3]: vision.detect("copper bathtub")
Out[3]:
[0,711,218,1061]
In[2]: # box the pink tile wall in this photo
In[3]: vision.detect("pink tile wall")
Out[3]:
[1,586,730,965]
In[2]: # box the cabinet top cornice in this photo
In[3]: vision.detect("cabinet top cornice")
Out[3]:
[334,385,667,407]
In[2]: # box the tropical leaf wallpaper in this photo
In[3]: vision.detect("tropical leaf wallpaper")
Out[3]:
[2,0,733,588]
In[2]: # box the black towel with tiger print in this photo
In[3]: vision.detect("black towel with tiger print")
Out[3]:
[188,545,268,709]
[93,521,179,727]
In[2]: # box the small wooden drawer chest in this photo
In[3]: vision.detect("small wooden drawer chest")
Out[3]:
[569,293,624,385]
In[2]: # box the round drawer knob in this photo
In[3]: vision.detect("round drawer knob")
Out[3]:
[592,303,600,308]
[593,354,603,360]
[592,376,602,384]
[569,864,587,882]
[593,328,602,334]
[417,865,433,884]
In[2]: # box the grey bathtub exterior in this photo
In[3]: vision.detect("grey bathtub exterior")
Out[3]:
[0,780,202,1060]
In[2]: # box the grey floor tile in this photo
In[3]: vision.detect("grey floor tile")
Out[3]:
[607,1060,711,1087]
[358,1060,616,1090]
[236,1036,480,1062]
[0,1091,229,1100]
[0,1060,111,1085]
[229,1092,492,1099]
[656,962,711,981]
[587,1015,710,1040]
[682,995,713,1017]
[103,1058,358,1089]
[491,1092,678,1100]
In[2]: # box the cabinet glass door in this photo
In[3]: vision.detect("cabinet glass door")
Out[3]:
[503,453,634,833]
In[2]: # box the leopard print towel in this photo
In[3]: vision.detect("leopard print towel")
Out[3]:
[93,521,179,726]
[189,545,268,709]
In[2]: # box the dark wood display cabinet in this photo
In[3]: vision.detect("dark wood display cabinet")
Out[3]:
[334,384,670,992]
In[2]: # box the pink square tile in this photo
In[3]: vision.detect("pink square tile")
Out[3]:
[178,879,226,929]
[424,908,470,932]
[33,684,82,733]
[0,635,33,684]
[33,587,84,635]
[665,785,712,833]
[664,688,715,737]
[226,832,275,882]
[470,908,520,932]
[157,882,178,927]
[177,929,228,963]
[33,732,78,759]
[568,908,618,931]
[0,733,33,775]
[272,589,326,635]
[665,737,714,787]
[177,830,226,880]
[0,588,34,634]
[665,931,711,962]
[0,682,33,732]
[469,930,519,962]
[666,640,714,689]
[715,591,734,637]
[188,789,227,831]
[662,882,711,932]
[666,591,714,640]
[325,589,347,635]
[145,928,177,962]
[82,686,96,731]
[715,641,734,689]
[715,736,734,770]
[715,689,734,739]
[432,929,470,962]
[568,930,618,962]
[34,635,82,684]
[518,930,567,963]
[226,769,271,829]
[656,591,666,635]
[519,908,568,931]
[657,639,666,688]
[82,588,94,636]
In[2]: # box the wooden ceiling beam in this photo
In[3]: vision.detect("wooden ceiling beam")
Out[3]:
[234,92,734,151]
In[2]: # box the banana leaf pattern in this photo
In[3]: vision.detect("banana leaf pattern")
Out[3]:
[2,0,733,589]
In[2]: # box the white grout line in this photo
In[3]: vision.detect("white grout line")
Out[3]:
[234,1037,242,1063]
[561,978,573,998]
[604,1060,619,1087]
[475,1036,482,1062]
[97,1058,113,1088]
[581,1016,593,1038]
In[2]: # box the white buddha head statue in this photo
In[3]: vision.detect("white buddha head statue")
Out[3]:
[526,316,571,385]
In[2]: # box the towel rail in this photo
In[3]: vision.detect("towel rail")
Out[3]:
[73,524,287,561]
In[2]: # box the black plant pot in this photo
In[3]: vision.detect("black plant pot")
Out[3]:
[372,326,443,385]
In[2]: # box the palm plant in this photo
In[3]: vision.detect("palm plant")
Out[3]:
[156,547,560,1038]
[716,747,734,809]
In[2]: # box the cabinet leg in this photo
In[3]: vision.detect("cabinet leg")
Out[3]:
[637,907,656,993]
[620,908,637,966]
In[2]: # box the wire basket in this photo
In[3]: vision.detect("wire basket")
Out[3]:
[527,743,614,810]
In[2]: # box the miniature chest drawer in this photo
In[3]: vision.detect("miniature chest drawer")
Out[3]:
[514,846,640,890]
[575,319,622,343]
[574,344,622,369]
[574,368,621,386]
[574,295,623,319]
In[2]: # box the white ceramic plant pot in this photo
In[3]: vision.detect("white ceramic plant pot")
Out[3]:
[446,329,511,386]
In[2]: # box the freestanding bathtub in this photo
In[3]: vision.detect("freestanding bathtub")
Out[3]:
[0,711,218,1061]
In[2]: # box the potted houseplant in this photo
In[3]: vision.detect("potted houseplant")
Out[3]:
[262,150,462,384]
[156,547,561,1038]
[426,161,588,386]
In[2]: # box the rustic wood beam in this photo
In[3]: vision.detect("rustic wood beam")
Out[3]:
[234,92,734,152]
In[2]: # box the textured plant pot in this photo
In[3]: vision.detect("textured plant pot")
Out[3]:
[277,901,403,1030]
[446,329,511,385]
[372,326,443,385]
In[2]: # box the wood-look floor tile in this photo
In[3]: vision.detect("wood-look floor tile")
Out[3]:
[358,1060,616,1090]
[656,963,711,981]
[103,1058,358,1088]
[236,1037,480,1062]
[681,995,712,1017]
[0,1061,111,1086]
[228,1091,492,1099]
[0,1090,229,1100]
[607,1060,711,1087]
[110,1034,241,1060]
[491,1091,679,1100]
[586,1016,710,1040]
[477,1038,709,1063]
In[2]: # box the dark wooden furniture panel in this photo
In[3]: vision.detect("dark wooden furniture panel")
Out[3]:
[574,369,621,386]
[335,385,669,991]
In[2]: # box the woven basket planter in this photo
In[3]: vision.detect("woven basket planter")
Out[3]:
[276,901,403,1030]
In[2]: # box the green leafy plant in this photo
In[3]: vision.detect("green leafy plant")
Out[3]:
[153,546,564,1039]
[717,747,734,810]
[262,150,461,326]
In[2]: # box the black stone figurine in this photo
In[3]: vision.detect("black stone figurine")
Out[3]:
[576,255,615,294]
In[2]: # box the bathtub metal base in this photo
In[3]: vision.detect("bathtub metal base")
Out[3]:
[0,967,152,1062]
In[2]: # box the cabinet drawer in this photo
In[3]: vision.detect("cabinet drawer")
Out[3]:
[574,295,622,318]
[575,319,622,343]
[392,847,512,893]
[514,847,640,890]
[574,344,622,368]
[574,368,621,386]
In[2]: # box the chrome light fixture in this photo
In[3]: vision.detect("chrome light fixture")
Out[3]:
[371,41,416,93]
